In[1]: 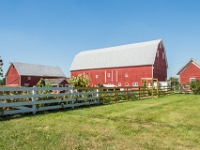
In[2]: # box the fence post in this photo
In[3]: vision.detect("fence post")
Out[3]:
[32,86,37,115]
[114,88,116,102]
[126,87,128,100]
[138,87,140,100]
[96,88,100,104]
[71,87,75,109]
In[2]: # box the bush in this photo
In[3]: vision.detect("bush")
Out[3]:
[190,79,200,94]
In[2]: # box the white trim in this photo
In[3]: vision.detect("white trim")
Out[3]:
[190,78,196,82]
[105,71,106,83]
[112,70,113,82]
[132,82,138,86]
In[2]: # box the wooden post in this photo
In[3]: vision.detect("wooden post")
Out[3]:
[70,87,75,109]
[126,87,128,100]
[96,88,100,104]
[32,86,37,115]
[152,80,154,99]
[138,87,140,100]
[114,88,116,102]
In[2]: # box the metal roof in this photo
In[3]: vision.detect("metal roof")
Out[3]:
[9,62,66,77]
[70,39,165,71]
[177,58,200,75]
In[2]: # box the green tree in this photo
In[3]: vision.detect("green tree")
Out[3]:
[190,79,200,94]
[37,78,46,87]
[0,77,5,86]
[0,56,3,77]
[68,74,90,87]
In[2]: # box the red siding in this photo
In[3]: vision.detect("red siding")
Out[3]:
[153,43,167,81]
[21,76,67,87]
[179,63,200,84]
[71,65,153,86]
[6,64,20,86]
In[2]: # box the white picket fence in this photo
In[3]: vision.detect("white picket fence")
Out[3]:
[0,86,99,116]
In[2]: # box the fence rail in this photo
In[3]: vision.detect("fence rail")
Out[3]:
[0,86,172,116]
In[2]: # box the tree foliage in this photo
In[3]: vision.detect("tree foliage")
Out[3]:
[68,74,90,87]
[37,78,46,87]
[0,56,3,77]
[190,79,200,94]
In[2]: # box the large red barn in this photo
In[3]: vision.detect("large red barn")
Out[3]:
[6,62,67,87]
[177,58,200,84]
[70,39,168,86]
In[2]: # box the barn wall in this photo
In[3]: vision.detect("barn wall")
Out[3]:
[71,65,153,86]
[153,43,167,81]
[21,76,67,87]
[179,63,200,84]
[6,64,20,86]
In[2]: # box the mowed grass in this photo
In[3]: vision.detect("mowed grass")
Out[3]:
[0,94,200,150]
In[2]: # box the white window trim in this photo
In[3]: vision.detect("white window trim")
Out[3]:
[118,82,121,86]
[125,73,128,77]
[96,75,98,78]
[162,52,165,59]
[108,73,110,77]
[132,82,138,86]
[28,77,31,80]
[125,82,129,86]
[24,83,29,87]
[157,50,159,57]
[190,78,196,82]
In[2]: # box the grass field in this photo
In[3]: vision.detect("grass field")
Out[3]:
[0,94,200,150]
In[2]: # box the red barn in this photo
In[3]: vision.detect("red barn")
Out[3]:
[6,62,66,87]
[70,39,168,86]
[177,58,200,84]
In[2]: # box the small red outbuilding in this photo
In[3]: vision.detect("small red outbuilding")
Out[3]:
[5,62,66,87]
[177,58,200,84]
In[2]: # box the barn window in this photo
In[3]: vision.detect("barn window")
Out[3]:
[157,50,159,57]
[190,78,195,82]
[125,73,128,77]
[132,82,138,86]
[96,75,98,78]
[108,73,110,77]
[118,82,121,86]
[160,43,162,49]
[24,83,29,87]
[125,82,129,86]
[28,77,31,80]
[162,52,165,59]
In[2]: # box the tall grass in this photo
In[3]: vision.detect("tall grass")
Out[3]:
[0,94,200,150]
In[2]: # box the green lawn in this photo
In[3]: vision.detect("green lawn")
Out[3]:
[1,94,200,150]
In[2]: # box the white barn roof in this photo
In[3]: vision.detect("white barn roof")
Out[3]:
[7,62,66,77]
[70,39,166,71]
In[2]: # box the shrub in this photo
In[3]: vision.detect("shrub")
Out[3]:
[190,79,200,94]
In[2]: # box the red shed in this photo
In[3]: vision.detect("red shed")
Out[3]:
[177,58,200,84]
[5,62,66,87]
[70,39,168,86]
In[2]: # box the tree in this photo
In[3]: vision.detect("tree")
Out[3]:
[68,74,90,87]
[37,78,46,87]
[0,77,5,86]
[190,79,200,94]
[168,76,179,90]
[0,56,3,77]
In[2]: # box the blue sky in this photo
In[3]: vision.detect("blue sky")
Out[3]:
[0,0,200,78]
